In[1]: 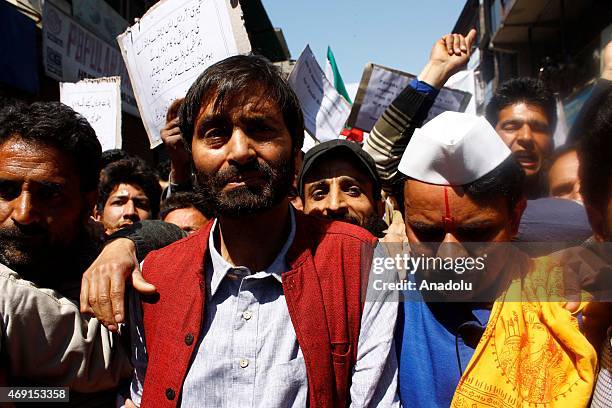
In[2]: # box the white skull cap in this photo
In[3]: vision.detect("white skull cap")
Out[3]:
[398,111,512,185]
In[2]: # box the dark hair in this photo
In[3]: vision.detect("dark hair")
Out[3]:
[101,149,133,168]
[485,77,557,131]
[166,98,184,122]
[0,101,102,192]
[160,191,212,220]
[97,158,162,217]
[179,55,304,152]
[393,156,525,214]
[156,158,171,182]
[549,143,577,165]
[0,96,26,111]
[464,156,525,210]
[578,87,612,210]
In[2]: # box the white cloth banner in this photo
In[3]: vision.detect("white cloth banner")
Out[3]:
[288,45,351,143]
[60,77,122,151]
[42,1,138,116]
[348,63,472,132]
[117,0,251,148]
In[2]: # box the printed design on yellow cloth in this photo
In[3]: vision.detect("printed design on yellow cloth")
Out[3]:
[451,258,597,408]
[496,305,572,403]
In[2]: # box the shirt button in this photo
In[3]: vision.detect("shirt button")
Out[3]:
[239,358,249,368]
[242,310,252,320]
[184,333,194,346]
[165,388,176,400]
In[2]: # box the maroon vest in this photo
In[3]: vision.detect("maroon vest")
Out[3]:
[139,213,376,407]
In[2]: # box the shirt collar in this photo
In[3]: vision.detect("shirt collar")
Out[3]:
[208,206,296,296]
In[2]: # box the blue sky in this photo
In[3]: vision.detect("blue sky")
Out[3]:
[261,1,467,87]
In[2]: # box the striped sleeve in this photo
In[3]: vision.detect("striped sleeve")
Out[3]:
[363,86,435,192]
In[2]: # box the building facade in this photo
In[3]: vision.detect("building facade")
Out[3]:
[453,0,612,127]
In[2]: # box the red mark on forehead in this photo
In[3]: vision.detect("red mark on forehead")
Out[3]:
[443,186,455,231]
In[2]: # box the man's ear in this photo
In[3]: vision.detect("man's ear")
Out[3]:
[585,203,605,242]
[509,197,527,237]
[291,195,304,212]
[85,191,100,222]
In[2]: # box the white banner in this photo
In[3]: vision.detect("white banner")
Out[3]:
[288,45,351,143]
[42,1,138,116]
[60,77,122,151]
[348,63,472,132]
[117,0,251,148]
[445,69,477,115]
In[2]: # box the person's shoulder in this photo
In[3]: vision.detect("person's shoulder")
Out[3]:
[0,263,77,311]
[144,221,212,259]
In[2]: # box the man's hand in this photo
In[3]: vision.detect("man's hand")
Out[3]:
[160,117,191,185]
[80,238,156,331]
[418,29,477,89]
[602,40,612,81]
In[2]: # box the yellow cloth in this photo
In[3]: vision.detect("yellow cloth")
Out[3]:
[451,257,598,407]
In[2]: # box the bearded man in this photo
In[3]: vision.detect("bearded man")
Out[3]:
[83,55,399,408]
[393,111,597,408]
[298,139,388,237]
[0,102,182,406]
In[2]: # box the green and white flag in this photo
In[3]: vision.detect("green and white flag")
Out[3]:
[325,46,352,104]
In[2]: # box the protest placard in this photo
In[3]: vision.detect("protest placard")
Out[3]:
[347,63,472,132]
[288,45,352,143]
[42,1,138,116]
[117,0,251,148]
[60,77,122,151]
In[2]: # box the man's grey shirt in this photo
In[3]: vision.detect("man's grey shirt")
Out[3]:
[129,208,399,407]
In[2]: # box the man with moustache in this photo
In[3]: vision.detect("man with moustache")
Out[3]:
[80,28,477,406]
[298,139,388,238]
[95,157,161,236]
[93,55,399,407]
[393,111,597,407]
[484,78,557,199]
[0,102,132,405]
[0,102,185,405]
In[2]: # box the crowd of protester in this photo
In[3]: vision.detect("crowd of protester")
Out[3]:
[0,28,611,408]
